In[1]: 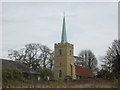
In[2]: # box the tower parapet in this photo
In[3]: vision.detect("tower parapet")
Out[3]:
[55,43,73,49]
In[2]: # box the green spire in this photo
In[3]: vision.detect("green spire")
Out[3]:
[61,15,67,43]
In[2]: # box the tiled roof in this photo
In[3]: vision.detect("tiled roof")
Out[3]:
[1,59,39,75]
[75,64,94,78]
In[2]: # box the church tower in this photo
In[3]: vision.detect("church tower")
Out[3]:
[53,15,76,80]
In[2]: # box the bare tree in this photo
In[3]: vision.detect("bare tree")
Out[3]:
[48,52,54,70]
[8,48,24,62]
[39,45,53,69]
[74,56,83,66]
[78,50,98,71]
[8,43,54,70]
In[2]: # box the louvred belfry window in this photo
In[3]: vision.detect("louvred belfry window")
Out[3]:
[59,49,62,55]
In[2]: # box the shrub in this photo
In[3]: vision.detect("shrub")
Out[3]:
[2,68,28,87]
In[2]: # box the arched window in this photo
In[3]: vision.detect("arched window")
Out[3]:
[70,64,72,76]
[58,70,62,78]
[59,49,62,55]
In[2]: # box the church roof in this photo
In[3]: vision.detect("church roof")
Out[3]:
[75,64,94,78]
[61,15,67,43]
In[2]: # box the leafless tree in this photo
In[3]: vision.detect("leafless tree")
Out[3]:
[78,50,98,71]
[74,56,83,66]
[8,43,54,70]
[39,45,53,69]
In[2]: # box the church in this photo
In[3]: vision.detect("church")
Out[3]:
[53,15,94,80]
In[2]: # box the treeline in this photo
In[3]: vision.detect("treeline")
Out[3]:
[7,39,120,80]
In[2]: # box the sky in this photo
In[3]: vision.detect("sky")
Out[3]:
[1,2,118,67]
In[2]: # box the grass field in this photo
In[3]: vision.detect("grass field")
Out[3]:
[3,79,119,88]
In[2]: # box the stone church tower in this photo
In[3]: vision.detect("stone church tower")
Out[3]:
[53,15,76,80]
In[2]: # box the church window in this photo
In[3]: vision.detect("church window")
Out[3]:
[58,70,62,78]
[70,64,72,76]
[59,49,62,55]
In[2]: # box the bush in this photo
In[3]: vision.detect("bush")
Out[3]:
[2,68,28,87]
[96,69,112,79]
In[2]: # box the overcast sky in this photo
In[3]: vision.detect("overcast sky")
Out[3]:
[1,2,118,67]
